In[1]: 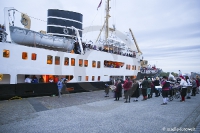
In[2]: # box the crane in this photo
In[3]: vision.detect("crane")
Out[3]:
[129,28,142,54]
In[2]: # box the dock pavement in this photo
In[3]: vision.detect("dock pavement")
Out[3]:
[0,90,200,133]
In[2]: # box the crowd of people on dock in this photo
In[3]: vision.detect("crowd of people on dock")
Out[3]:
[105,73,200,105]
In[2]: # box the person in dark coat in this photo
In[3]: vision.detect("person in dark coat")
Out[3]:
[104,83,110,97]
[140,76,148,101]
[114,80,122,101]
[131,80,140,102]
[153,77,160,97]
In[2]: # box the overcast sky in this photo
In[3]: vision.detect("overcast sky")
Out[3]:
[1,0,200,74]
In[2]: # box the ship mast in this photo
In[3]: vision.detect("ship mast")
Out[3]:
[96,0,110,42]
[105,0,110,40]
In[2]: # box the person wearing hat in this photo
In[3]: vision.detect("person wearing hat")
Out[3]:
[161,76,170,105]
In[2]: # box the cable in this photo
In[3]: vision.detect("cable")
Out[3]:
[82,11,99,40]
[15,9,47,22]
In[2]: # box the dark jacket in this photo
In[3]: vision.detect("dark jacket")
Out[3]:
[131,82,140,98]
[153,80,160,86]
[115,82,122,97]
[141,79,148,89]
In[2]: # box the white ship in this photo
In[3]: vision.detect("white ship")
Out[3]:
[0,1,144,99]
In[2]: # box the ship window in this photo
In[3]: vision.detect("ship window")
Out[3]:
[84,60,88,67]
[31,53,37,60]
[126,65,128,69]
[64,57,69,66]
[3,49,9,58]
[104,60,124,68]
[79,59,83,67]
[138,66,140,70]
[128,65,131,70]
[71,58,75,66]
[132,65,134,70]
[78,76,82,81]
[85,76,89,81]
[55,56,60,65]
[47,55,53,64]
[98,76,100,81]
[22,52,28,60]
[92,76,95,81]
[97,61,101,68]
[92,61,96,68]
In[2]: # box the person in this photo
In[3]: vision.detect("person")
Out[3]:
[147,78,152,99]
[153,77,160,97]
[161,76,170,105]
[49,78,54,83]
[185,76,191,99]
[123,78,132,103]
[104,83,110,97]
[169,72,176,81]
[196,75,200,94]
[178,70,182,77]
[57,78,64,98]
[140,76,148,101]
[62,78,69,94]
[122,77,128,98]
[39,76,44,83]
[191,77,197,96]
[114,80,122,101]
[31,75,38,83]
[179,76,188,102]
[25,76,31,83]
[131,80,140,102]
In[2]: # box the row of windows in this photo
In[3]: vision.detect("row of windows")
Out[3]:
[3,50,37,60]
[3,49,139,70]
[3,50,101,68]
[79,76,101,81]
[47,55,101,68]
[126,65,137,70]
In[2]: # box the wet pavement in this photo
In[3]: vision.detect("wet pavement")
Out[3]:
[0,90,200,133]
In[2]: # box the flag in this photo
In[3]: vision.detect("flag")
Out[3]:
[97,0,102,10]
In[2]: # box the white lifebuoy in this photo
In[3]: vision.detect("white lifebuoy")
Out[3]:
[63,27,69,34]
